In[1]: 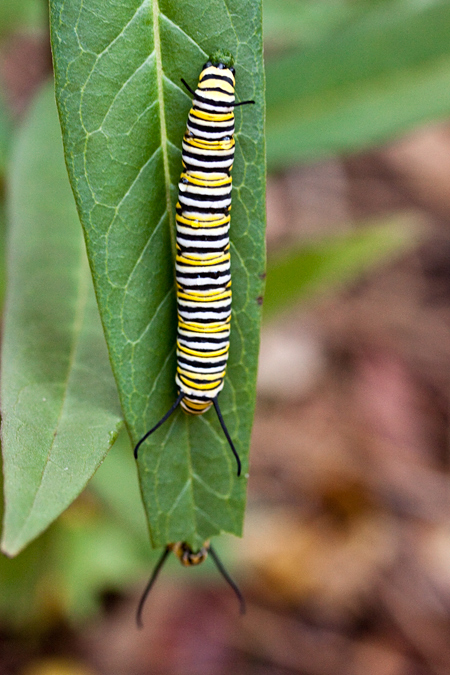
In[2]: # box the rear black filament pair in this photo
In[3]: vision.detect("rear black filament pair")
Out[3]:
[137,542,245,628]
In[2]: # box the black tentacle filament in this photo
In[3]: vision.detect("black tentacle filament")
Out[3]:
[136,541,245,628]
[180,77,196,97]
[133,392,185,460]
[134,394,242,476]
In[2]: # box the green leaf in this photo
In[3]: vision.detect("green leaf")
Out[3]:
[0,0,46,36]
[50,499,152,620]
[0,200,6,308]
[89,427,150,544]
[0,441,150,627]
[263,216,416,321]
[0,509,53,628]
[265,0,450,166]
[263,0,374,53]
[0,83,123,557]
[0,91,12,177]
[50,1,266,550]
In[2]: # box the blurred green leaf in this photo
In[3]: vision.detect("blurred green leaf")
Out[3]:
[263,216,415,320]
[0,466,152,627]
[50,500,151,619]
[1,83,123,557]
[89,428,149,544]
[263,0,385,54]
[0,200,6,308]
[50,0,266,551]
[0,0,46,36]
[0,92,12,177]
[266,0,450,166]
[0,517,52,628]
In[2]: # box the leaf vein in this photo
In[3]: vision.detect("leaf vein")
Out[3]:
[99,52,156,131]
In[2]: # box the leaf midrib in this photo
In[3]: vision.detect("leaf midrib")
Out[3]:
[153,0,175,257]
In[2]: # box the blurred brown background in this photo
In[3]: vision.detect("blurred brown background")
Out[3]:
[3,2,450,675]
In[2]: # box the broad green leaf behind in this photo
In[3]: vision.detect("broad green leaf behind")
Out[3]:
[1,84,123,556]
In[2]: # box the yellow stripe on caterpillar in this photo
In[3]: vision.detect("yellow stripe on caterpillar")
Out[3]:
[178,317,231,331]
[176,253,230,266]
[180,173,232,187]
[197,78,235,94]
[178,247,231,262]
[176,283,231,297]
[176,211,230,226]
[177,366,227,381]
[178,374,224,390]
[189,109,234,122]
[177,289,231,302]
[200,65,235,84]
[176,342,230,358]
[188,171,232,182]
[185,137,235,151]
[181,400,211,412]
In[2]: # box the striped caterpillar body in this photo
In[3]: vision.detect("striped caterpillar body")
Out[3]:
[134,57,254,476]
[176,63,235,415]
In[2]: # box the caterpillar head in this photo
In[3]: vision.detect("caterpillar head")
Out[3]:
[205,50,235,75]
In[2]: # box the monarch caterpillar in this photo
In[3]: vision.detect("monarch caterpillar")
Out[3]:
[137,541,245,627]
[134,53,254,476]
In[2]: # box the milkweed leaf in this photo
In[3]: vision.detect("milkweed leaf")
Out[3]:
[50,0,265,550]
[0,84,123,556]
